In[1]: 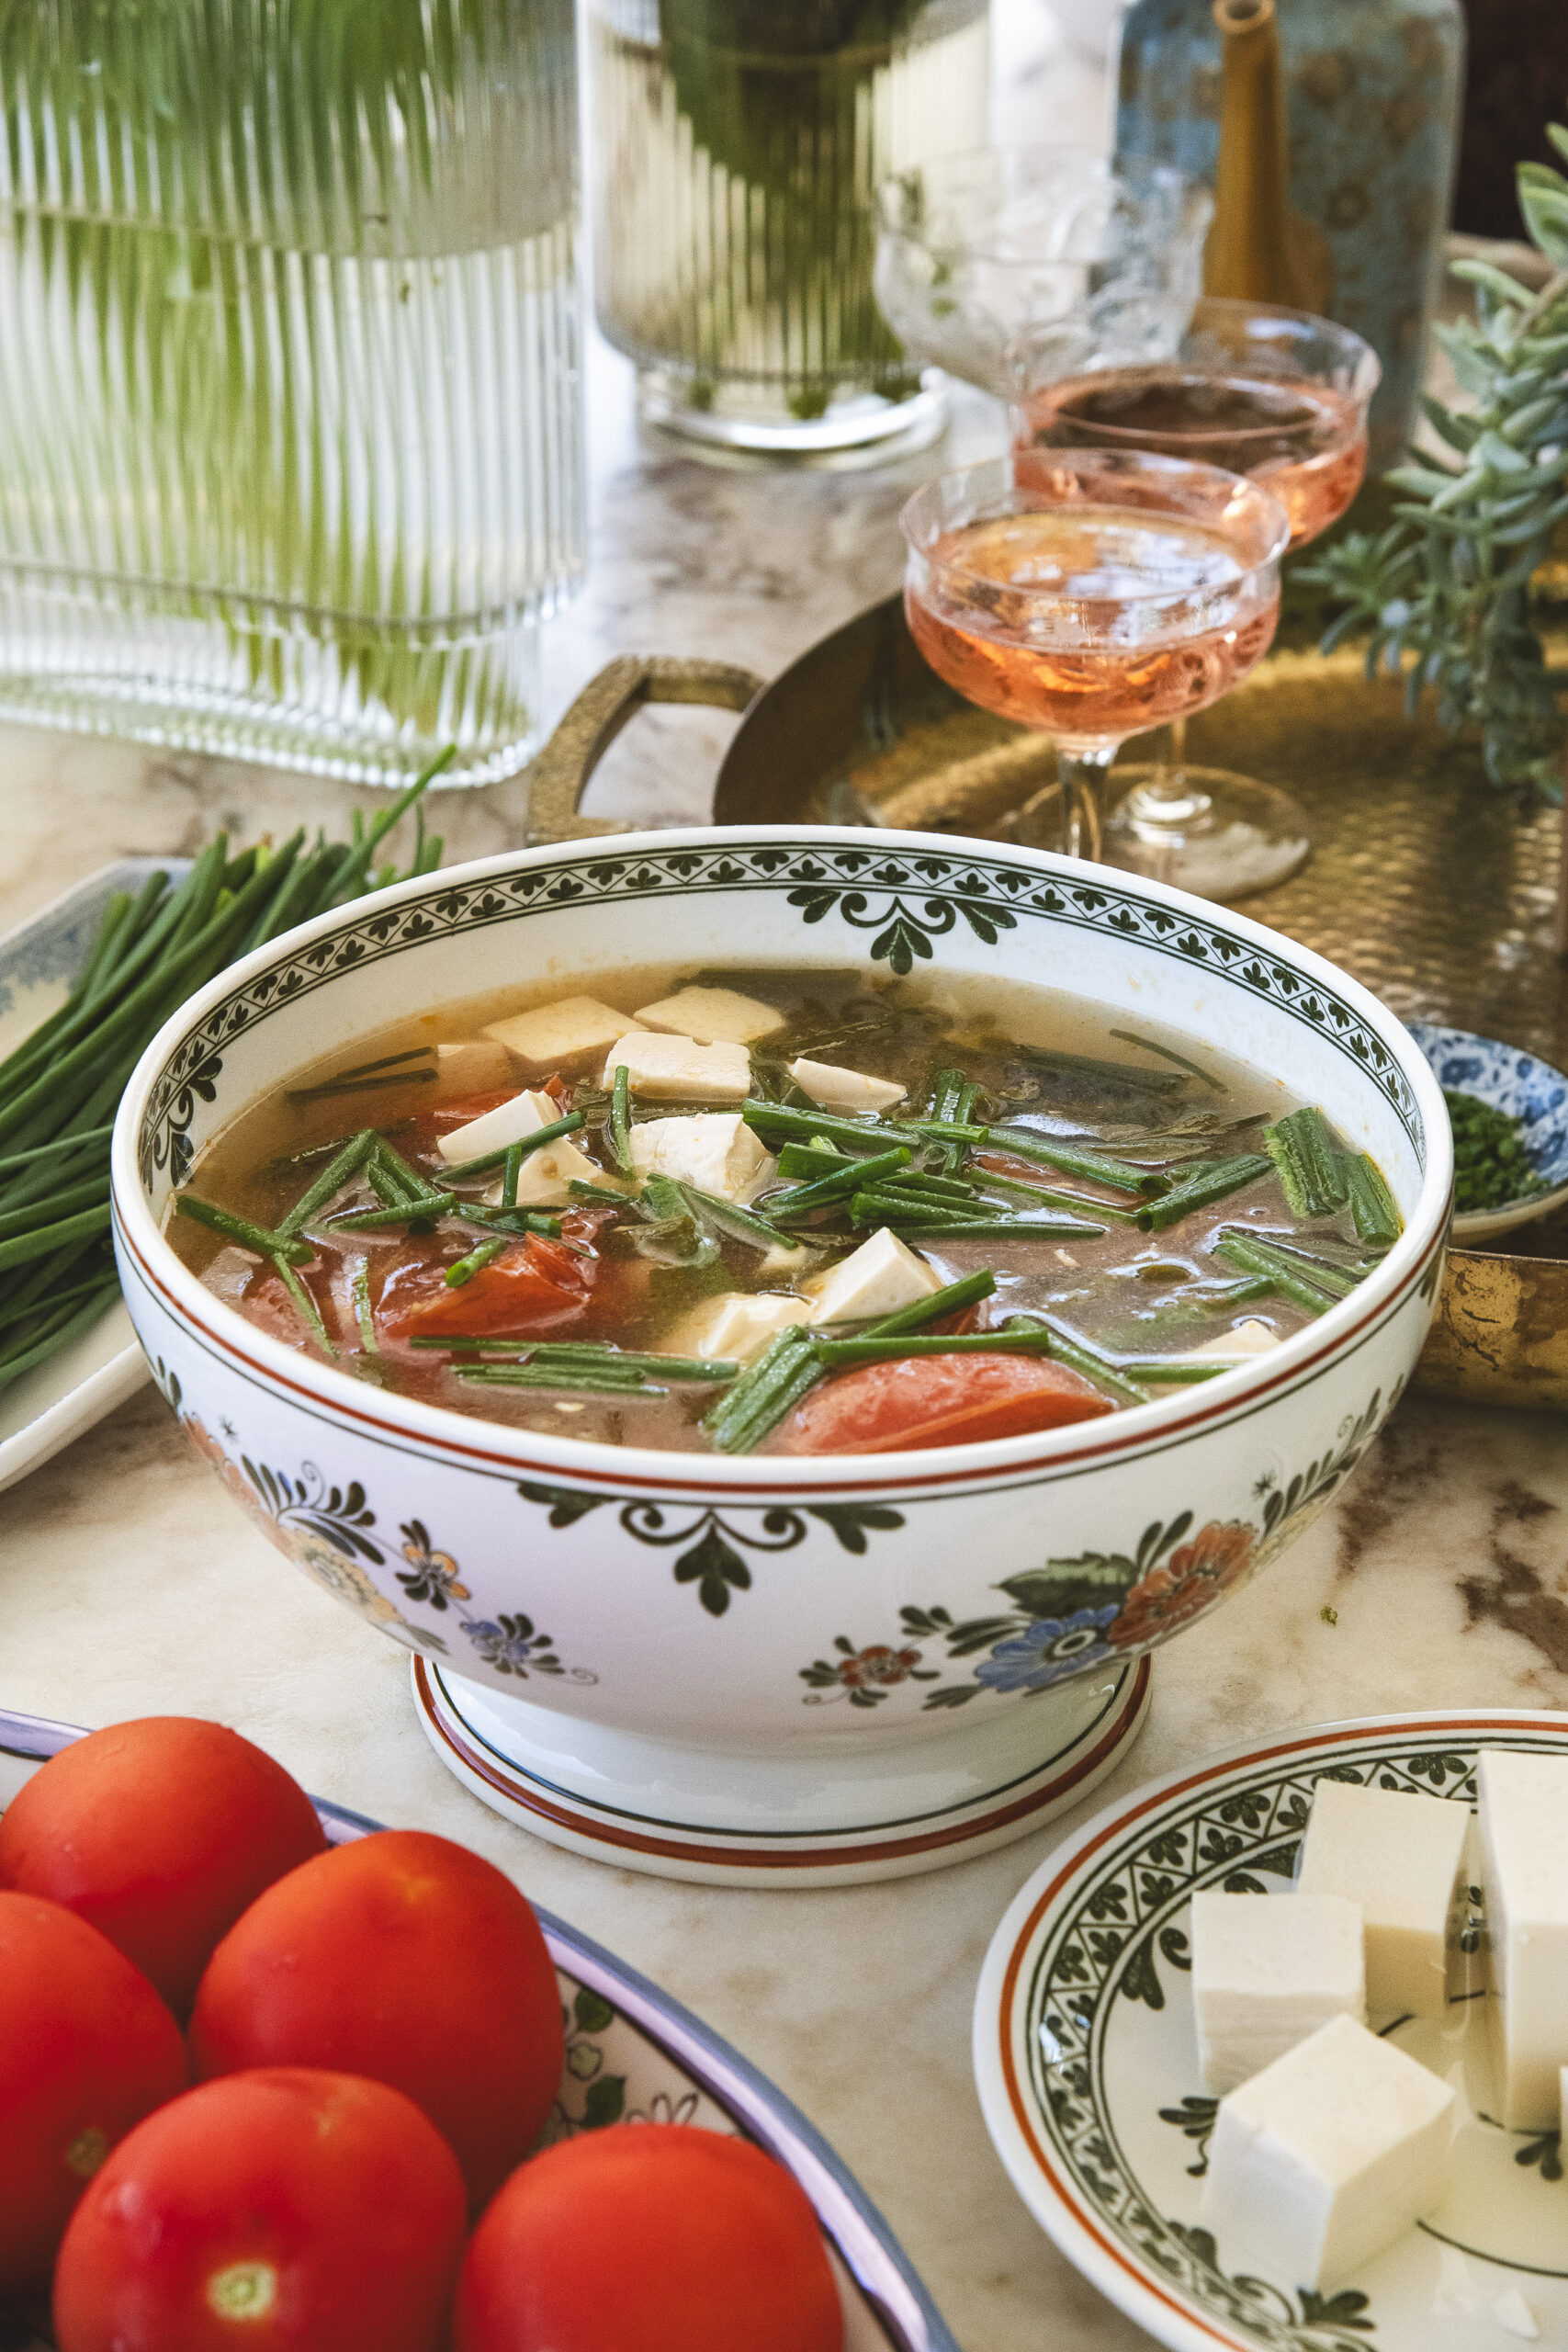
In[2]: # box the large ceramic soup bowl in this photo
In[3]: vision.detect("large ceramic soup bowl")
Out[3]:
[112,830,1451,1886]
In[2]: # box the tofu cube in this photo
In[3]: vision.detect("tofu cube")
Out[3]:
[1200,2012,1455,2293]
[434,1038,515,1095]
[603,1032,751,1103]
[1479,1748,1568,2128]
[665,1292,814,1364]
[805,1227,942,1325]
[483,997,641,1079]
[437,1088,559,1168]
[1190,1892,1365,2094]
[483,1134,606,1209]
[629,1114,776,1206]
[632,985,784,1046]
[1296,1778,1467,2018]
[1180,1318,1283,1363]
[788,1056,907,1114]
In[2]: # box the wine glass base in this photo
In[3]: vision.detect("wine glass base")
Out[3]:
[1099,764,1313,902]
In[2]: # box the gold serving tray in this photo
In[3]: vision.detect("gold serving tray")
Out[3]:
[525,605,1568,1412]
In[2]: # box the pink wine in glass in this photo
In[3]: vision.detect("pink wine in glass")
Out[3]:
[1016,368,1367,549]
[905,506,1280,751]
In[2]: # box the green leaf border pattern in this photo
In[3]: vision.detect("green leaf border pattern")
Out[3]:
[138,845,1423,1193]
[1027,1741,1496,2352]
[517,1481,905,1619]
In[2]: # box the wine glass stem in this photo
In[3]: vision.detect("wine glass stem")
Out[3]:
[1055,746,1117,863]
[1130,715,1214,831]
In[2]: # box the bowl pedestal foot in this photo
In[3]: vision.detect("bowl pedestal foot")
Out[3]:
[411,1653,1153,1888]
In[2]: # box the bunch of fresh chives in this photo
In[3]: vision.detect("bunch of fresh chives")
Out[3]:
[0,757,448,1395]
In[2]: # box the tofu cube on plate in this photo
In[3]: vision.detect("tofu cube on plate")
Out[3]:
[483,997,641,1079]
[1295,1777,1467,2018]
[633,985,784,1046]
[1200,2011,1455,2292]
[603,1032,751,1103]
[1190,1890,1365,2093]
[1479,1748,1568,2128]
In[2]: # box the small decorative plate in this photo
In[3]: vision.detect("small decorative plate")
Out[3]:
[0,863,189,1494]
[0,1706,954,2352]
[974,1709,1568,2352]
[1407,1022,1568,1245]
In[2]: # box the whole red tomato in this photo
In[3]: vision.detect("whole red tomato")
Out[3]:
[189,1831,563,2205]
[455,2127,843,2352]
[0,1719,327,2018]
[0,1891,186,2290]
[52,2068,467,2352]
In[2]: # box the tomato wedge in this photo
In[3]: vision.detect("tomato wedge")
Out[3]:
[379,1232,598,1343]
[777,1351,1112,1454]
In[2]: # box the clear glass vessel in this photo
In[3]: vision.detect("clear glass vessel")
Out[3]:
[1010,298,1377,899]
[0,0,585,787]
[900,451,1290,863]
[589,0,989,460]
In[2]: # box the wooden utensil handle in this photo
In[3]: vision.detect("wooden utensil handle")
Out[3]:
[525,655,766,843]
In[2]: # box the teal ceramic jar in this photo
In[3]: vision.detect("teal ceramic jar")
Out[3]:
[1114,0,1464,467]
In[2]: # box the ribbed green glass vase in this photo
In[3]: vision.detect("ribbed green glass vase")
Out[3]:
[0,0,585,786]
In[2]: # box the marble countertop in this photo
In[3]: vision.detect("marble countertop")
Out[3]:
[6,28,1568,2337]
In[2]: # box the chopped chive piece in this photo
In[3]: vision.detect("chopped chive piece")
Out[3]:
[271,1254,335,1353]
[1172,1274,1276,1309]
[704,1326,824,1453]
[1215,1228,1359,1296]
[328,1192,459,1231]
[981,1131,1166,1198]
[849,1191,960,1227]
[1343,1155,1401,1247]
[176,1193,311,1263]
[1134,1155,1274,1231]
[1212,1233,1338,1314]
[852,1200,1105,1239]
[775,1140,856,1180]
[458,1366,668,1397]
[974,1169,1140,1224]
[813,1332,1059,1365]
[350,1260,378,1353]
[1005,1315,1148,1407]
[741,1101,902,1153]
[453,1207,566,1242]
[1262,1108,1348,1219]
[569,1179,633,1206]
[1116,1359,1228,1383]
[897,1117,987,1146]
[371,1137,434,1202]
[442,1112,586,1183]
[1109,1029,1225,1092]
[445,1237,507,1288]
[286,1069,436,1104]
[324,1046,435,1083]
[610,1064,635,1178]
[679,1183,799,1250]
[277,1130,378,1235]
[769,1147,912,1217]
[880,1170,976,1203]
[502,1143,523,1212]
[860,1270,997,1339]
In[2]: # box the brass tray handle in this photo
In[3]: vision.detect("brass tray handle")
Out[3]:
[525,655,767,844]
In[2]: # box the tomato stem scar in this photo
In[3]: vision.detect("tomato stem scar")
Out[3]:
[208,2261,278,2321]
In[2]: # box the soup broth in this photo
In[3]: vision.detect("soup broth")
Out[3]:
[166,966,1403,1457]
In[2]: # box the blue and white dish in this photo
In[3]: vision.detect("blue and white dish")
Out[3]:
[0,1704,956,2352]
[1407,1022,1568,1245]
[0,862,191,1493]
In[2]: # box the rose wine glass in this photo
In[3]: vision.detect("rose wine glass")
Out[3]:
[899,449,1290,866]
[1008,298,1379,899]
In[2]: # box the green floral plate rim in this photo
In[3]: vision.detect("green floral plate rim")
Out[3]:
[973,1708,1568,2352]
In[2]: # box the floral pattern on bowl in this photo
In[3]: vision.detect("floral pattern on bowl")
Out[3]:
[1407,1021,1568,1244]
